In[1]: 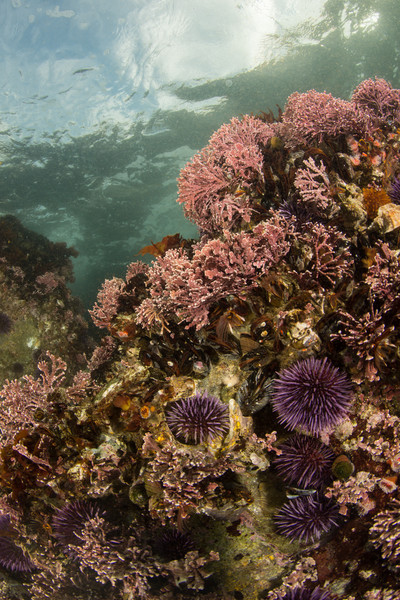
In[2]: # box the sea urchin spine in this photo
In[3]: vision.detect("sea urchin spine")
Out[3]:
[165,391,229,445]
[271,357,352,435]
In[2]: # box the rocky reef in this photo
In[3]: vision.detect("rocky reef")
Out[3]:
[1,77,400,599]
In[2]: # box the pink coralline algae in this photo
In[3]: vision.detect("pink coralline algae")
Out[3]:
[89,276,126,329]
[136,213,293,330]
[278,89,368,149]
[177,115,274,234]
[141,434,243,522]
[293,157,333,217]
[369,498,400,569]
[0,351,67,444]
[296,223,354,290]
[351,77,400,127]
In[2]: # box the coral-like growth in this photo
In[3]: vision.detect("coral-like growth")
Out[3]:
[296,223,354,290]
[278,89,367,148]
[177,115,274,234]
[332,304,395,382]
[293,157,333,218]
[165,391,229,445]
[275,495,340,542]
[271,357,353,434]
[273,434,334,489]
[136,213,293,330]
[89,277,126,329]
[369,498,400,569]
[142,434,242,522]
[351,77,400,127]
[0,351,67,444]
[366,243,400,305]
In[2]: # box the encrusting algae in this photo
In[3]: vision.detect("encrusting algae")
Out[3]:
[0,77,400,598]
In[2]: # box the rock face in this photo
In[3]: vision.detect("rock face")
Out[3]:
[0,215,93,385]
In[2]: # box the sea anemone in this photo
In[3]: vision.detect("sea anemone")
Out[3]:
[388,174,400,203]
[271,357,352,435]
[271,587,333,600]
[273,434,334,489]
[165,391,229,445]
[52,500,105,550]
[0,514,34,573]
[0,311,12,335]
[274,495,340,542]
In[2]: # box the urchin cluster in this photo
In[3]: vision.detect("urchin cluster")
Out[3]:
[52,500,106,551]
[273,434,334,489]
[271,357,352,435]
[165,391,229,445]
[275,495,340,542]
[369,498,400,568]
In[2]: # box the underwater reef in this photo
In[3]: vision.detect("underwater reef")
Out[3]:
[1,77,400,599]
[0,214,93,385]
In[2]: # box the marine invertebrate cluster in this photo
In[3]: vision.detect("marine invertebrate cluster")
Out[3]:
[2,77,400,599]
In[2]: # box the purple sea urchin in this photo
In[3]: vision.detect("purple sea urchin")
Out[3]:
[275,495,340,542]
[388,174,400,203]
[271,357,352,435]
[156,528,195,560]
[52,500,105,550]
[165,391,229,445]
[273,434,334,489]
[0,536,35,573]
[0,514,34,573]
[272,587,333,600]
